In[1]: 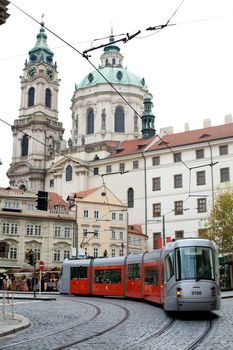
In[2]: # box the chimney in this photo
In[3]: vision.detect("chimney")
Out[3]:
[203,119,211,128]
[224,114,233,124]
[159,126,173,135]
[184,123,190,131]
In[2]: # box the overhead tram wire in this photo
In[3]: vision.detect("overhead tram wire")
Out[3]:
[10,1,191,172]
[9,1,197,215]
[0,117,94,175]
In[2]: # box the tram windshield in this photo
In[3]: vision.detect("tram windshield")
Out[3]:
[175,246,215,281]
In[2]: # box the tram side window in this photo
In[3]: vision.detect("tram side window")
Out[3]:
[71,266,87,280]
[144,267,159,285]
[128,263,140,280]
[95,269,121,284]
[165,253,174,282]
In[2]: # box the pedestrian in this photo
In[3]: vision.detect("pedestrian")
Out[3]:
[6,275,12,291]
[26,277,31,291]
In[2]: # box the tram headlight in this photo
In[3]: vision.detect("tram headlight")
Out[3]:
[176,287,182,298]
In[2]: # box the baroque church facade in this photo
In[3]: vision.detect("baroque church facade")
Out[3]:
[7,25,233,251]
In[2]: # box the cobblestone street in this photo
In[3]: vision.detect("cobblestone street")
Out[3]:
[0,295,232,349]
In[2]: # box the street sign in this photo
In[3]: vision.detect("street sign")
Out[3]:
[38,260,45,270]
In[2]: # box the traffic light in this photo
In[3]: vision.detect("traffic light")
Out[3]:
[36,191,48,211]
[0,0,10,25]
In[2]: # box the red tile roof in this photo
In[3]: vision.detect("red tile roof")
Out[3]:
[68,187,99,200]
[149,123,233,151]
[128,224,147,237]
[48,192,69,209]
[109,136,156,158]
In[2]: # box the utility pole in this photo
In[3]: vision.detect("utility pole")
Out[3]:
[162,215,165,247]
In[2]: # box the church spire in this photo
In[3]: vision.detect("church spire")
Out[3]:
[26,23,55,68]
[141,93,156,139]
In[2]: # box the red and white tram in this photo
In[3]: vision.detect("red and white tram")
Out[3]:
[58,239,221,311]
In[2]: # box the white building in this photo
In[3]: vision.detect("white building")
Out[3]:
[6,25,233,251]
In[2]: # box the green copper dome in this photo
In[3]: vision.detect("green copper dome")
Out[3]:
[26,26,55,67]
[76,67,146,90]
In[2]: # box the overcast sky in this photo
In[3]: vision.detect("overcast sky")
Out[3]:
[0,0,233,187]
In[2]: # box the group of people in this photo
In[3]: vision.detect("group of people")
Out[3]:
[0,274,12,290]
[0,273,50,292]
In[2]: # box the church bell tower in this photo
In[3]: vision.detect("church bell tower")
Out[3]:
[7,23,64,191]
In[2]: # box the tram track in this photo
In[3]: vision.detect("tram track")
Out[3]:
[184,319,212,350]
[125,317,175,349]
[0,298,101,350]
[0,297,130,350]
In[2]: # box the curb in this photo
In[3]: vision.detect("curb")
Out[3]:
[0,313,30,337]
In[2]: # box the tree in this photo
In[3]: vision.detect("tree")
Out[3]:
[199,184,233,255]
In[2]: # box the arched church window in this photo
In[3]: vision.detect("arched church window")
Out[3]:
[127,188,134,208]
[112,58,116,65]
[66,165,73,182]
[21,135,29,156]
[45,88,52,108]
[28,87,35,107]
[87,109,94,134]
[115,107,125,132]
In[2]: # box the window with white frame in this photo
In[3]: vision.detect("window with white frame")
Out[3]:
[196,149,204,159]
[174,174,183,188]
[152,177,161,191]
[83,228,88,237]
[106,165,112,174]
[174,152,182,163]
[197,198,207,213]
[196,171,206,185]
[219,145,228,155]
[9,247,17,259]
[119,231,124,240]
[84,209,89,218]
[94,210,99,219]
[93,247,98,258]
[119,212,124,221]
[174,201,183,215]
[153,203,161,217]
[111,230,116,239]
[64,250,70,259]
[220,167,230,182]
[27,203,36,211]
[152,156,160,166]
[133,160,139,169]
[64,227,71,238]
[54,226,61,237]
[54,249,61,262]
[119,163,125,172]
[26,224,41,236]
[111,248,116,257]
[112,212,116,220]
[2,222,18,235]
[3,201,20,209]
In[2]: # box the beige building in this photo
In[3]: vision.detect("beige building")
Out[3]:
[128,224,147,255]
[68,185,128,258]
[0,187,75,271]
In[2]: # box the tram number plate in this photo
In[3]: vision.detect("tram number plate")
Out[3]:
[192,291,202,295]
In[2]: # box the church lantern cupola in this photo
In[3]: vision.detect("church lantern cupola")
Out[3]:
[141,93,156,139]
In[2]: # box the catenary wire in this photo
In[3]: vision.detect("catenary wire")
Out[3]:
[10,0,191,172]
